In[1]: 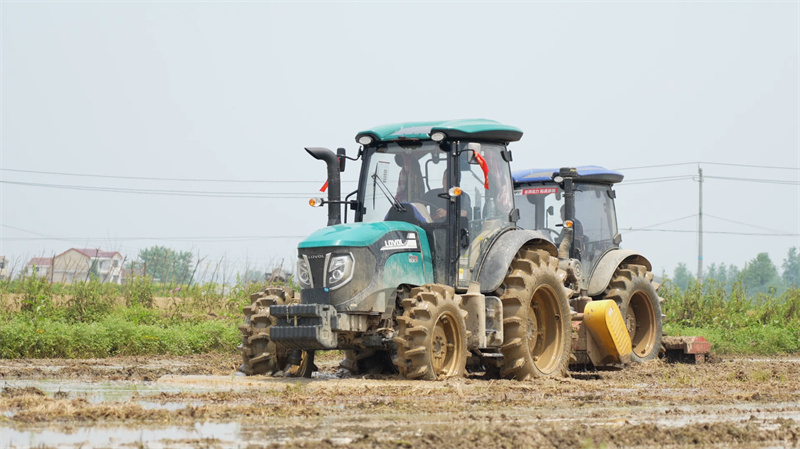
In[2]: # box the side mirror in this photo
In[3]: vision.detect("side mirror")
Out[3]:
[547,205,554,216]
[613,233,622,245]
[465,143,482,164]
[336,148,346,172]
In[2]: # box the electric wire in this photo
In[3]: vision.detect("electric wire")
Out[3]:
[0,180,317,198]
[1,167,358,184]
[704,214,789,233]
[628,214,697,230]
[703,175,800,185]
[625,228,799,236]
[616,162,800,171]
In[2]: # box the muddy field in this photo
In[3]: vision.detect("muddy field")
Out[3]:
[1,353,799,448]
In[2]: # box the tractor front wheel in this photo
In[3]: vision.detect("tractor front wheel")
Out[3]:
[393,284,469,380]
[283,350,316,378]
[238,287,296,375]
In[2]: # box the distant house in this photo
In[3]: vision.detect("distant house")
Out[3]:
[50,248,125,284]
[25,257,52,278]
[0,256,9,280]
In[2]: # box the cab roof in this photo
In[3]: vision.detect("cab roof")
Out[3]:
[513,166,624,185]
[355,119,523,144]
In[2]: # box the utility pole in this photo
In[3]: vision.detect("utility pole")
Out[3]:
[697,166,703,281]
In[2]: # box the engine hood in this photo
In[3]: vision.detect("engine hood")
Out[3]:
[298,221,426,249]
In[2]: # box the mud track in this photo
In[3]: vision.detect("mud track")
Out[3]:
[1,353,799,448]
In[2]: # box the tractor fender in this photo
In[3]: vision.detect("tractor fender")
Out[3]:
[587,249,652,297]
[475,229,558,293]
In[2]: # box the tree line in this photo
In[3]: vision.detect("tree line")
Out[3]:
[672,247,800,295]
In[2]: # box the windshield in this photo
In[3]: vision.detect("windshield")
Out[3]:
[514,183,619,277]
[359,141,516,287]
[360,142,447,224]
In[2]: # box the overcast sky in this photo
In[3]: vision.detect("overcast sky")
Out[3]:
[2,1,799,280]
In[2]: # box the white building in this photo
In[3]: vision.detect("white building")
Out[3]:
[45,248,125,284]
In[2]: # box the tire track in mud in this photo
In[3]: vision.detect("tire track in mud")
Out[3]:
[1,354,799,448]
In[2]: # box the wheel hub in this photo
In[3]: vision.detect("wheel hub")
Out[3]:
[431,314,457,376]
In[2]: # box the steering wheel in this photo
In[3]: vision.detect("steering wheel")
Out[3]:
[540,228,560,241]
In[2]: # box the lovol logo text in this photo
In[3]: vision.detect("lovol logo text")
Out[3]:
[380,233,418,251]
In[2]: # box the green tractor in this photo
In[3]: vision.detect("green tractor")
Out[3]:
[239,120,623,380]
[513,166,663,366]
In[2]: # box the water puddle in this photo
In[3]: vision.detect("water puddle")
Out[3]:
[1,378,202,403]
[0,422,242,449]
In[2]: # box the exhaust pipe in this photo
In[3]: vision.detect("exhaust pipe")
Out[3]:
[305,147,341,226]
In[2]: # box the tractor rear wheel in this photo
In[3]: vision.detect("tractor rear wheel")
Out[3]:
[500,248,571,380]
[238,287,295,375]
[393,284,469,380]
[606,264,663,362]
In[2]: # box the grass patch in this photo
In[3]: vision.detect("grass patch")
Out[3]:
[664,324,800,356]
[0,307,239,358]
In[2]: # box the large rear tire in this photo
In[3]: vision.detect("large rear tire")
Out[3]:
[605,264,663,362]
[238,287,295,375]
[500,248,571,380]
[393,284,469,380]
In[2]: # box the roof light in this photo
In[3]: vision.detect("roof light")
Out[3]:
[448,187,462,197]
[564,220,574,228]
[357,135,374,145]
[309,198,325,207]
[430,131,446,142]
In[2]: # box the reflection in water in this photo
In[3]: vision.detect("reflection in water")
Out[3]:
[1,422,240,448]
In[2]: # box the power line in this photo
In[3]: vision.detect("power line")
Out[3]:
[625,228,799,236]
[704,175,800,185]
[631,214,697,230]
[0,223,53,237]
[1,167,358,184]
[619,175,799,186]
[0,180,319,198]
[705,214,788,234]
[619,175,695,185]
[614,162,700,171]
[1,236,309,242]
[0,224,308,243]
[616,161,800,171]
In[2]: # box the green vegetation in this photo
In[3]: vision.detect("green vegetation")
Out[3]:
[665,247,800,355]
[1,246,799,359]
[672,247,800,295]
[136,245,195,284]
[662,279,800,355]
[0,273,291,359]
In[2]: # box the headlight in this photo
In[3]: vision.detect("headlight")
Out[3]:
[296,257,313,288]
[326,254,354,290]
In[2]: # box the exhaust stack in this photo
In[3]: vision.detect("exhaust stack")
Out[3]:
[305,147,341,226]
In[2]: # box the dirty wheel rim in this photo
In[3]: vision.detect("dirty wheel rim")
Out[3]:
[430,311,461,377]
[528,285,563,373]
[628,291,656,357]
[285,350,315,378]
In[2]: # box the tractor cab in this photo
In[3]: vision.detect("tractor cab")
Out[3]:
[512,166,624,285]
[354,120,521,290]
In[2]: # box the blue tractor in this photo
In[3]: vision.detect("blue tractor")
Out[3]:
[513,166,663,366]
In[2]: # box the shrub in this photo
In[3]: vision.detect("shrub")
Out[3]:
[123,275,154,308]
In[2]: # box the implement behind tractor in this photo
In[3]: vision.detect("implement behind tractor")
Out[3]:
[238,121,708,381]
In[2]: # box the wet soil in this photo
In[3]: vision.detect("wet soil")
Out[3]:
[1,353,799,448]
